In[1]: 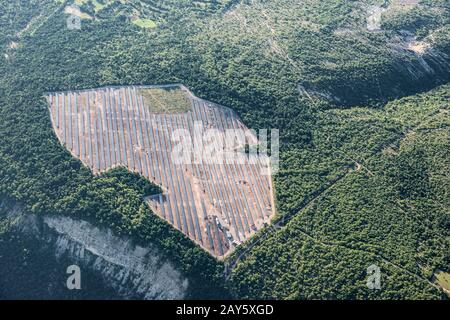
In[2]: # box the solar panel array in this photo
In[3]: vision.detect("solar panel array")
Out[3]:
[46,85,275,258]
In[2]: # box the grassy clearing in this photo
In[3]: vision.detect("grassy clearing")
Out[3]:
[435,270,450,294]
[91,0,108,12]
[138,87,191,113]
[132,18,157,29]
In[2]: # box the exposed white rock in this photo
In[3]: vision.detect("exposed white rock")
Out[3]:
[2,203,188,300]
[41,215,189,300]
[367,5,387,31]
[408,40,430,55]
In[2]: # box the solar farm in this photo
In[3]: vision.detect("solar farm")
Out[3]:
[45,85,276,258]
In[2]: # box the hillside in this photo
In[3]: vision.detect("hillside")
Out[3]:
[229,83,449,299]
[0,0,448,299]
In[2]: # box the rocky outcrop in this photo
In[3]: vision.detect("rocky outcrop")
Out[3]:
[1,201,189,300]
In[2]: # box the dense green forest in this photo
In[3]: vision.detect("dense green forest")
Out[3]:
[230,84,449,299]
[0,0,448,299]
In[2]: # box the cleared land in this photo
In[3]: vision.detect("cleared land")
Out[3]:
[132,18,157,29]
[138,87,191,113]
[46,85,276,258]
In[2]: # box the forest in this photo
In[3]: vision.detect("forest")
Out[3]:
[0,0,448,299]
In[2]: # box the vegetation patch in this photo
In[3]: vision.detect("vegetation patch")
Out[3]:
[132,18,157,29]
[435,270,450,295]
[138,87,192,113]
